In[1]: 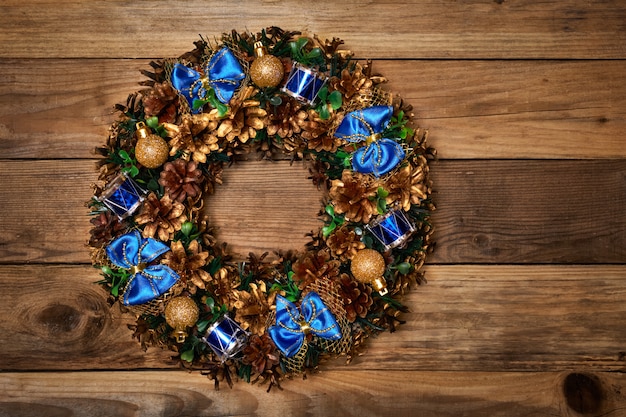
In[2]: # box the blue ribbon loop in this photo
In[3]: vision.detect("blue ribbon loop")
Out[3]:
[170,47,245,113]
[334,105,405,177]
[268,292,342,358]
[105,231,179,306]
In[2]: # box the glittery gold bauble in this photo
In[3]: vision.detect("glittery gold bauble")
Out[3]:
[135,122,169,169]
[165,296,199,343]
[250,41,284,88]
[350,249,388,295]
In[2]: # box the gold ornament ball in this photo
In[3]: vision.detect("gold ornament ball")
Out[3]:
[351,249,388,295]
[165,296,199,343]
[135,122,170,169]
[250,42,284,88]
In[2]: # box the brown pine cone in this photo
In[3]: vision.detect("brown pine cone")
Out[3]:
[134,192,187,241]
[337,273,373,322]
[291,249,341,290]
[142,81,178,119]
[241,333,280,375]
[329,170,378,223]
[384,162,429,211]
[163,240,211,291]
[158,158,205,203]
[88,211,129,248]
[326,225,366,261]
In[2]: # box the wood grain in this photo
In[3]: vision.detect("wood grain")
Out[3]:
[1,159,623,264]
[0,1,625,59]
[1,265,624,372]
[2,59,626,159]
[1,0,625,414]
[1,370,625,417]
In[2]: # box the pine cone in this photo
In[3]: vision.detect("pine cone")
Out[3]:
[216,104,267,144]
[267,99,303,139]
[329,65,373,101]
[326,225,366,261]
[337,273,373,322]
[242,333,280,375]
[163,113,221,163]
[142,81,178,120]
[384,161,429,211]
[209,265,239,307]
[329,170,378,223]
[163,240,211,291]
[231,282,274,336]
[291,249,341,290]
[135,192,187,241]
[158,158,205,203]
[88,211,128,248]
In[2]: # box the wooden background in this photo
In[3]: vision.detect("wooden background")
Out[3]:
[1,1,625,416]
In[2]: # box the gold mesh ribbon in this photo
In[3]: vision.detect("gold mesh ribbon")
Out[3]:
[125,281,184,317]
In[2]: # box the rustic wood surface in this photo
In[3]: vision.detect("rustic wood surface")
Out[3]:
[1,1,625,416]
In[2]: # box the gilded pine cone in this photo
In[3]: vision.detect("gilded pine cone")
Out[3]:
[326,225,366,261]
[291,250,341,290]
[329,170,378,223]
[134,193,187,241]
[242,333,280,375]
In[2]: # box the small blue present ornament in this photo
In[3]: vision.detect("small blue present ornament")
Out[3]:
[366,208,416,251]
[281,63,327,105]
[97,173,146,220]
[202,315,248,362]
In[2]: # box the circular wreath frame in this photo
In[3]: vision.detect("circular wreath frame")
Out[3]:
[88,27,435,390]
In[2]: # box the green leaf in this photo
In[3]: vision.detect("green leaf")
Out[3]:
[397,262,412,275]
[269,95,282,106]
[101,265,113,275]
[180,349,195,362]
[205,296,215,310]
[181,221,194,236]
[317,86,328,102]
[129,165,139,178]
[328,90,343,109]
[192,98,207,111]
[118,149,130,161]
[308,48,322,59]
[146,116,159,129]
[377,198,387,214]
[377,187,389,198]
[196,319,210,334]
[318,104,330,120]
[217,102,228,117]
[325,204,335,217]
[296,37,309,50]
[322,224,336,237]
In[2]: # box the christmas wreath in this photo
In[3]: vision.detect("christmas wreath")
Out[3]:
[88,27,435,390]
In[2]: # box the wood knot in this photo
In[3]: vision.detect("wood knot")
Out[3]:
[563,372,603,415]
[37,304,82,334]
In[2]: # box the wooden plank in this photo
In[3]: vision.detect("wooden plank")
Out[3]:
[2,60,626,160]
[429,159,626,264]
[0,159,624,264]
[0,1,625,59]
[1,265,625,372]
[1,370,626,417]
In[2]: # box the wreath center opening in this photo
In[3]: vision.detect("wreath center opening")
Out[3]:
[203,159,322,260]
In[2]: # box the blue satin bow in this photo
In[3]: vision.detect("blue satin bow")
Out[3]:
[105,231,179,306]
[268,292,342,358]
[170,47,245,113]
[334,105,405,177]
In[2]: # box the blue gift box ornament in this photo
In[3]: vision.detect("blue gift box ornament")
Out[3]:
[366,208,416,251]
[202,315,248,362]
[281,63,327,105]
[97,173,146,220]
[334,105,406,177]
